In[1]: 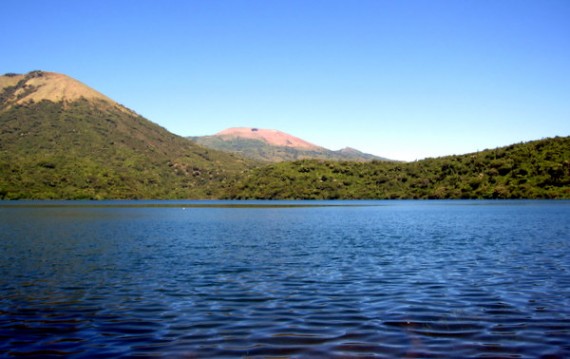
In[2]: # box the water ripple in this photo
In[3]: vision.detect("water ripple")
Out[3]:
[1,200,569,358]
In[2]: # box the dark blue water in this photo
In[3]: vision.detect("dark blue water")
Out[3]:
[1,200,569,358]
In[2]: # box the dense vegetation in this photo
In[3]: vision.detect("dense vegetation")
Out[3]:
[1,72,568,200]
[225,137,570,199]
[1,98,568,200]
[0,99,252,199]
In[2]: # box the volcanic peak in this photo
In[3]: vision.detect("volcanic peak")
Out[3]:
[0,70,118,110]
[216,127,320,150]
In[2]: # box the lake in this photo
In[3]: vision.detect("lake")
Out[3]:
[1,200,569,358]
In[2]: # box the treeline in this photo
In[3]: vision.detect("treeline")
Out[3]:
[1,96,568,200]
[224,137,570,199]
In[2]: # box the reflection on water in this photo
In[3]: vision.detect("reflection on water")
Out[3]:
[1,200,569,358]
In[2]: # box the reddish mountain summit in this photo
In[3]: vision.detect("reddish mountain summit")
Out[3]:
[191,127,390,162]
[216,127,321,151]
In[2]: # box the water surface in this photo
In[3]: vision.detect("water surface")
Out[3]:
[1,200,569,358]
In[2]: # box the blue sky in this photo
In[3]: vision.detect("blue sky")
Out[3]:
[2,0,569,161]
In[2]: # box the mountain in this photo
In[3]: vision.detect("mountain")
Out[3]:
[2,71,568,200]
[335,147,386,161]
[216,127,321,150]
[224,136,570,200]
[189,127,390,162]
[0,71,116,107]
[0,71,252,199]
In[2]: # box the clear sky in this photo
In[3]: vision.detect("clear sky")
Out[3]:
[2,0,569,161]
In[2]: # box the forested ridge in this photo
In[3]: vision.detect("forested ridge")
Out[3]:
[225,136,570,199]
[0,99,252,199]
[1,71,568,200]
[1,97,568,200]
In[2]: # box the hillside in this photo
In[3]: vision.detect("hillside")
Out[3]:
[0,71,116,107]
[189,127,388,162]
[1,71,568,200]
[216,127,321,150]
[0,71,252,199]
[224,137,570,199]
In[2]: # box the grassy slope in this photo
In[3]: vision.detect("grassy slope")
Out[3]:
[224,136,570,199]
[0,99,252,199]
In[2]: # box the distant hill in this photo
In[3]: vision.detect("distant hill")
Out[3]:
[224,136,570,199]
[0,71,252,199]
[189,127,390,162]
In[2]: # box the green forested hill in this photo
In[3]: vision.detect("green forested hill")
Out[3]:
[2,71,568,200]
[0,72,252,199]
[0,100,252,199]
[224,137,570,199]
